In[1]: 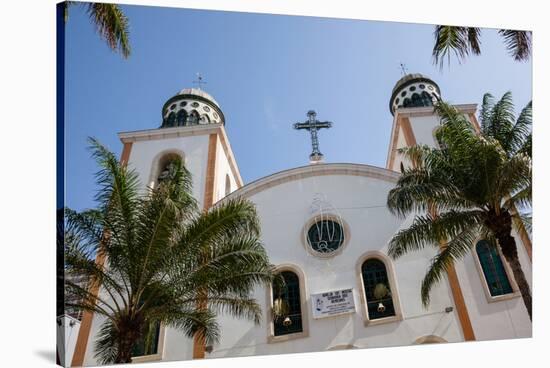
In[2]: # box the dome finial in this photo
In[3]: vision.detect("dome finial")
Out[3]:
[193,72,207,90]
[399,62,408,76]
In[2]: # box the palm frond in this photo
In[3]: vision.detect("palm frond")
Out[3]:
[498,29,532,61]
[65,139,273,363]
[389,210,484,259]
[94,320,120,364]
[420,227,479,306]
[512,212,532,234]
[85,3,131,58]
[507,101,532,157]
[479,93,494,134]
[433,26,481,68]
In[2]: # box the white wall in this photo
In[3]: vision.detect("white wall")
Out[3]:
[455,230,532,340]
[205,172,464,359]
[213,137,238,202]
[57,315,81,367]
[127,135,210,205]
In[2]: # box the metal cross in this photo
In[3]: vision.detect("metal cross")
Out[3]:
[193,73,207,89]
[399,62,408,76]
[293,110,332,162]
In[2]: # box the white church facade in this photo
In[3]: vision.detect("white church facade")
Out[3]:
[70,74,532,366]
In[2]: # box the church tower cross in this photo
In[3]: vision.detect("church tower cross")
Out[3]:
[293,110,332,163]
[193,72,207,89]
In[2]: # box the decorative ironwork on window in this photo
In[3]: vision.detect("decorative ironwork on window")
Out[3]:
[361,259,396,320]
[476,240,513,296]
[272,271,303,336]
[307,220,344,254]
[132,321,161,358]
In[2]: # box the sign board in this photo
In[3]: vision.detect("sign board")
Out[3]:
[311,288,356,319]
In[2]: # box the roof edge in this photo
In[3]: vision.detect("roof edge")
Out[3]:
[222,163,400,202]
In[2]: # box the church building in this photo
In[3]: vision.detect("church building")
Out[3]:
[70,74,532,366]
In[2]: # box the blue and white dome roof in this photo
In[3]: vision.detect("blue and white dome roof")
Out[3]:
[389,73,441,115]
[161,88,225,128]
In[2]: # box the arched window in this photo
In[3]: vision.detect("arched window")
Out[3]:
[361,258,396,320]
[166,112,176,127]
[421,91,433,106]
[475,240,513,296]
[153,152,183,187]
[272,271,303,336]
[176,109,187,126]
[403,98,411,107]
[188,110,199,125]
[224,174,231,196]
[200,114,210,124]
[411,93,422,107]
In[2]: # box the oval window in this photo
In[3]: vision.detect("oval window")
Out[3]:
[307,220,345,254]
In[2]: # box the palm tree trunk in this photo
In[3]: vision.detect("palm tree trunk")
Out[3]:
[497,232,532,320]
[116,335,137,363]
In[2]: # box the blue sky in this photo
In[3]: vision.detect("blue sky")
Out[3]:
[65,4,532,211]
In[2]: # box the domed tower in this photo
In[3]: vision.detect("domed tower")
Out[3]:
[160,88,225,128]
[386,73,479,172]
[117,86,242,209]
[389,73,441,115]
[78,87,243,364]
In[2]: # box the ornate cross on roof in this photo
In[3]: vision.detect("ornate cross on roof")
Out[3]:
[293,110,332,163]
[193,72,207,89]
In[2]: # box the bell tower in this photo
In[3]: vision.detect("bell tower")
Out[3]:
[118,87,242,209]
[386,73,480,172]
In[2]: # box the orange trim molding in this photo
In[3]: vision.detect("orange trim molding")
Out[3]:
[193,133,218,359]
[387,122,401,170]
[400,117,417,146]
[120,142,132,166]
[71,142,133,367]
[202,133,218,210]
[446,264,476,341]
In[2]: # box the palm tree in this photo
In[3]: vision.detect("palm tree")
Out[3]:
[386,93,532,320]
[64,2,131,58]
[433,26,531,67]
[64,138,274,364]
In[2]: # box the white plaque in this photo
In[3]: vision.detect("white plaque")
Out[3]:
[311,288,356,319]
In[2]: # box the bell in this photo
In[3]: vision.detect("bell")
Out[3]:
[377,302,386,313]
[283,316,292,327]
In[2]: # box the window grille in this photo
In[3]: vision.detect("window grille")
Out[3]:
[476,240,513,296]
[273,271,303,336]
[361,259,396,320]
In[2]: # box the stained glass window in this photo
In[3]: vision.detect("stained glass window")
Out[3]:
[132,321,161,357]
[476,240,513,296]
[273,271,303,336]
[361,259,396,320]
[307,220,344,254]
